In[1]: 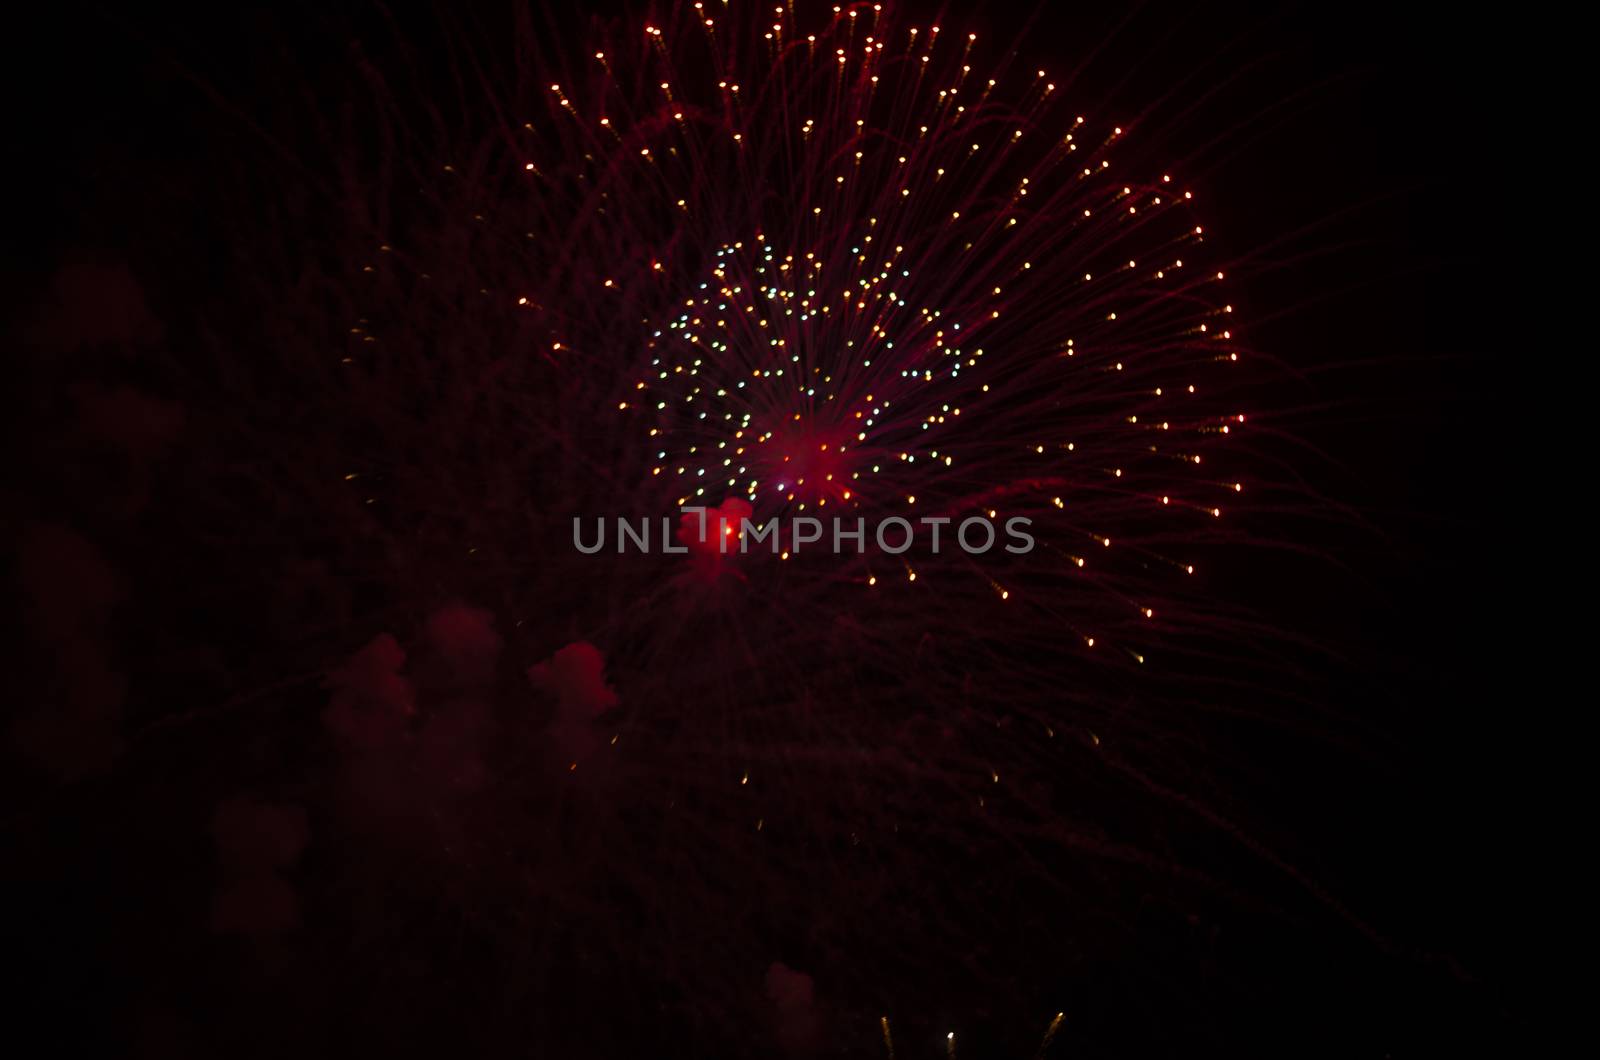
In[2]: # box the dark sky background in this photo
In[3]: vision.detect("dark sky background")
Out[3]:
[4,0,1537,1055]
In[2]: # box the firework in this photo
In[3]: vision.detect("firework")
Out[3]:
[93,0,1279,1053]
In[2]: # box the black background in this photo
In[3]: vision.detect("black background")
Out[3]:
[4,1,1538,1055]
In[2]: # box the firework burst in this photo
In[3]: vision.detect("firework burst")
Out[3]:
[120,0,1292,1052]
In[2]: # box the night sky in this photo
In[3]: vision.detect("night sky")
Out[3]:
[4,1,1535,1056]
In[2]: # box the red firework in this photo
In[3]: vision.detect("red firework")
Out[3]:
[86,0,1297,1053]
